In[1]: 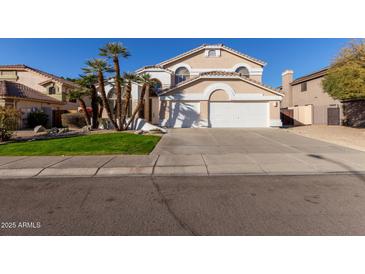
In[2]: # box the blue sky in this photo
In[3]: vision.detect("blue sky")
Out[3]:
[0,38,349,87]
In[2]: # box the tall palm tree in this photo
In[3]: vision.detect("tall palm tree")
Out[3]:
[82,58,118,130]
[77,74,99,129]
[68,87,91,126]
[99,42,130,130]
[125,74,155,129]
[121,72,137,129]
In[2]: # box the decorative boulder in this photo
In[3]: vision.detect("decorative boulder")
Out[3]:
[34,125,46,133]
[81,125,91,133]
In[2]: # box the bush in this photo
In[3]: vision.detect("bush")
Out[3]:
[61,112,87,128]
[27,110,48,128]
[0,106,20,141]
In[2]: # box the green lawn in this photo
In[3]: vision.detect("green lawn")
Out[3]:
[0,133,161,156]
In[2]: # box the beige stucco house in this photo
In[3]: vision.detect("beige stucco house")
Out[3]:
[280,68,343,126]
[0,65,79,128]
[131,44,283,128]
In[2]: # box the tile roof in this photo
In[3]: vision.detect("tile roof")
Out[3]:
[156,44,266,68]
[0,64,78,87]
[135,65,174,74]
[291,67,328,85]
[161,71,282,96]
[0,80,64,104]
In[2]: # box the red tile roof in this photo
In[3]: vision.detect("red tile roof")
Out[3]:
[0,80,64,104]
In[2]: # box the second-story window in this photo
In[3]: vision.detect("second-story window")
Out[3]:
[48,86,56,95]
[207,50,216,57]
[301,82,307,92]
[151,79,162,94]
[235,66,250,78]
[175,67,190,85]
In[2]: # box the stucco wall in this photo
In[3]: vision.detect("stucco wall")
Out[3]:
[209,89,229,101]
[270,101,280,120]
[292,77,340,107]
[176,79,276,96]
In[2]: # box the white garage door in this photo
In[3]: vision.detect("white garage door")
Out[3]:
[167,102,201,128]
[209,102,269,128]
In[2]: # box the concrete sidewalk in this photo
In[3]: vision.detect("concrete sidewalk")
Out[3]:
[0,151,364,178]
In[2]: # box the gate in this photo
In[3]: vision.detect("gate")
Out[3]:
[52,110,68,127]
[327,107,340,125]
[280,108,294,126]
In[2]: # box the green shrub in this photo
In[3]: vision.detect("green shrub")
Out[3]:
[61,112,87,128]
[27,110,48,128]
[0,106,20,141]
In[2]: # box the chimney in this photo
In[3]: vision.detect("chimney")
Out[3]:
[281,70,294,107]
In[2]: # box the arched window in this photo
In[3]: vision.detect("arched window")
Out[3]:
[175,67,190,84]
[48,86,56,95]
[208,50,216,57]
[235,66,250,78]
[151,79,162,95]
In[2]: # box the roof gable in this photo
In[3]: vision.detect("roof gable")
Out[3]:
[156,44,266,68]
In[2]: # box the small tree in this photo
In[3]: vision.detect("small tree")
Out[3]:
[322,40,365,100]
[68,87,91,126]
[75,74,99,129]
[0,107,20,141]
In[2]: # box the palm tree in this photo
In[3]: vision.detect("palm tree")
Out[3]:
[77,74,99,129]
[68,87,91,126]
[82,58,118,130]
[125,74,155,129]
[99,42,130,130]
[121,72,137,129]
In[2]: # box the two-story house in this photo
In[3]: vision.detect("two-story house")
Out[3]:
[130,44,283,128]
[280,68,343,126]
[0,64,79,128]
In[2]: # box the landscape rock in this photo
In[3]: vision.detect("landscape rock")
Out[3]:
[34,125,46,133]
[81,125,91,133]
[129,118,167,134]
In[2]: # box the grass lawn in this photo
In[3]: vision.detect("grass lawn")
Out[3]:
[0,133,161,156]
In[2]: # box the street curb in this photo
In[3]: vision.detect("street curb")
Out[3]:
[0,168,364,179]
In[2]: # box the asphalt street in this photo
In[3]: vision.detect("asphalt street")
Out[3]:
[1,174,365,235]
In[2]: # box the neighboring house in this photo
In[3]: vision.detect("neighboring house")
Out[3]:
[132,44,283,128]
[280,68,343,126]
[0,65,79,128]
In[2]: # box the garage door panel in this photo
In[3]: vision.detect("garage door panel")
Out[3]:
[168,102,200,128]
[209,102,268,128]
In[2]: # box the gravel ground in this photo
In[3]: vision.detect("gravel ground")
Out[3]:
[286,125,365,152]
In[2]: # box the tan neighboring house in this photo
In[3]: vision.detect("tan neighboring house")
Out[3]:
[131,44,283,128]
[280,68,343,126]
[0,65,79,128]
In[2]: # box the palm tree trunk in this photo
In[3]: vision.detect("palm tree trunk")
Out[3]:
[113,57,122,130]
[90,85,99,129]
[121,81,132,130]
[125,84,148,129]
[97,71,118,130]
[78,98,91,126]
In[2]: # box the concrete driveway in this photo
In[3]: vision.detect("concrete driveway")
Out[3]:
[152,128,359,155]
[150,128,365,175]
